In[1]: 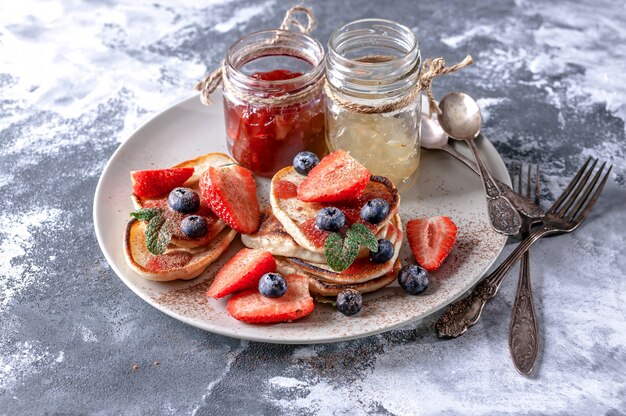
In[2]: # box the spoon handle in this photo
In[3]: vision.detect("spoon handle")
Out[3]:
[466,134,502,198]
[440,144,479,173]
[439,144,544,221]
[467,134,521,236]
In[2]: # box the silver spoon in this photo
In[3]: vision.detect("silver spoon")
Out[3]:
[421,95,542,220]
[421,105,477,169]
[437,92,521,236]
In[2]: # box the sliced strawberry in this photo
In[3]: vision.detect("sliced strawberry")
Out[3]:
[199,164,260,234]
[226,274,314,324]
[406,216,458,272]
[131,167,194,198]
[206,249,276,299]
[297,149,370,203]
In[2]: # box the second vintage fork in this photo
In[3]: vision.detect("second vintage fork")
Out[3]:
[436,157,611,340]
[508,162,542,375]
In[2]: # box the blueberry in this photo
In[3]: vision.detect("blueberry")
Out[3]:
[398,264,429,295]
[168,187,200,213]
[370,239,394,264]
[336,289,362,316]
[360,198,390,224]
[293,151,320,175]
[258,272,288,298]
[180,215,208,239]
[315,207,346,231]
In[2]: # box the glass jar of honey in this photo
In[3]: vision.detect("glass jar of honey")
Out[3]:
[325,19,422,189]
[222,30,327,177]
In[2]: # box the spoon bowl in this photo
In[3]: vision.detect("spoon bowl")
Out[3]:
[436,91,521,236]
[420,95,449,150]
[437,92,482,141]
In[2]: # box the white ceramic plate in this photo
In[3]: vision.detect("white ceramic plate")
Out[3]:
[93,94,509,344]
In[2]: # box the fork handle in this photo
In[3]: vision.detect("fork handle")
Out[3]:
[509,245,539,374]
[436,225,551,338]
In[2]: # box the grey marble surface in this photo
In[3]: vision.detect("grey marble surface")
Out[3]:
[1,0,625,414]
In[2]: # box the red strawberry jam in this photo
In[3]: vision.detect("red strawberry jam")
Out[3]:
[224,69,326,178]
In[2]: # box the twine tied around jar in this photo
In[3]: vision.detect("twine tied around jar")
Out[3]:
[194,6,319,106]
[419,55,474,116]
[324,54,474,115]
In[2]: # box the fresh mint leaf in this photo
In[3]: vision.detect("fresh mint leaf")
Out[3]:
[347,223,379,252]
[130,208,160,222]
[324,232,359,272]
[145,215,171,255]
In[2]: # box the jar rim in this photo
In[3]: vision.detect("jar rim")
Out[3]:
[225,29,325,93]
[328,18,419,68]
[326,18,421,100]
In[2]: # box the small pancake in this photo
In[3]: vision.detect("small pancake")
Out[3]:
[277,258,401,297]
[124,218,237,282]
[285,215,403,284]
[131,153,234,249]
[241,209,389,263]
[270,166,400,253]
[132,195,227,249]
[174,152,235,187]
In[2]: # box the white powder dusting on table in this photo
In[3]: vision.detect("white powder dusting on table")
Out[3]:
[0,340,64,391]
[0,207,62,313]
[268,376,308,389]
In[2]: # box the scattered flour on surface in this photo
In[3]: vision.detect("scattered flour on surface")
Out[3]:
[214,1,273,33]
[291,346,317,359]
[0,341,64,391]
[77,325,98,343]
[0,0,219,146]
[440,0,626,133]
[190,340,249,416]
[475,97,508,123]
[268,376,308,389]
[0,207,63,313]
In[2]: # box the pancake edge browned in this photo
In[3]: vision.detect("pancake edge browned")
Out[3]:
[124,217,237,282]
[284,215,403,284]
[241,209,390,263]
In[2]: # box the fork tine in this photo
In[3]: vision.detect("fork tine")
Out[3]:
[567,162,609,221]
[517,161,524,195]
[573,165,612,224]
[535,165,540,204]
[556,159,598,216]
[526,163,531,199]
[548,157,593,214]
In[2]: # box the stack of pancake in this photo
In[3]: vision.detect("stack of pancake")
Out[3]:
[124,153,239,282]
[242,165,402,297]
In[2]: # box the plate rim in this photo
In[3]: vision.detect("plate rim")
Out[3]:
[93,93,509,344]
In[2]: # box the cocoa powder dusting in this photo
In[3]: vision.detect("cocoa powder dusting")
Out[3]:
[151,273,217,318]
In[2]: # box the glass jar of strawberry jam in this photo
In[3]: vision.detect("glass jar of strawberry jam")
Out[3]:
[221,30,326,177]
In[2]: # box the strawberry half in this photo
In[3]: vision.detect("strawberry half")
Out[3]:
[297,149,370,203]
[406,216,458,272]
[226,274,314,324]
[131,167,194,198]
[199,164,260,234]
[206,248,277,299]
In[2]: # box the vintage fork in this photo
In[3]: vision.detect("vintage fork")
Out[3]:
[436,157,612,339]
[508,162,542,375]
